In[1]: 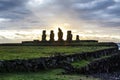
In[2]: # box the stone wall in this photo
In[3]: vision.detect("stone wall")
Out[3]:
[0,47,118,72]
[75,51,120,74]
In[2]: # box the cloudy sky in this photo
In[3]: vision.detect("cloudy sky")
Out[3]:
[0,0,120,43]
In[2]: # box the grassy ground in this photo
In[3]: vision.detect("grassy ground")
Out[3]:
[0,46,110,60]
[0,46,112,80]
[0,69,100,80]
[72,60,90,68]
[71,55,114,68]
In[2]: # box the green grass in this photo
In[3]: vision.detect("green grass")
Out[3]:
[72,60,90,68]
[0,46,112,80]
[0,69,100,80]
[72,55,114,68]
[0,46,111,60]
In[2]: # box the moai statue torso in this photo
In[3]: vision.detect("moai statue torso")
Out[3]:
[67,31,72,42]
[58,28,63,42]
[76,35,80,42]
[42,30,47,42]
[50,30,55,42]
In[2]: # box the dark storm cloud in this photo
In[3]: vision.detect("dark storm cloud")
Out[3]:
[106,4,120,17]
[70,0,120,27]
[43,0,120,28]
[0,0,30,20]
[71,0,95,3]
[0,0,120,43]
[72,0,115,11]
[101,22,120,27]
[0,0,120,29]
[0,0,27,10]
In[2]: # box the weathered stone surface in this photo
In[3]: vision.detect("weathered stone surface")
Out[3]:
[76,35,80,41]
[0,47,118,72]
[42,30,47,42]
[58,28,63,42]
[70,51,120,74]
[59,48,119,74]
[49,30,55,42]
[67,31,72,42]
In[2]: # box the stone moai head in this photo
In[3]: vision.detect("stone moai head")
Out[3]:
[67,31,71,34]
[58,28,63,41]
[43,30,46,34]
[58,28,62,32]
[42,30,46,41]
[67,30,72,42]
[51,30,54,34]
[76,35,80,41]
[50,30,55,42]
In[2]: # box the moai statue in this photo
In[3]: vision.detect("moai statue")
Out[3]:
[42,30,47,42]
[58,28,63,42]
[50,30,55,42]
[67,31,72,42]
[76,35,80,42]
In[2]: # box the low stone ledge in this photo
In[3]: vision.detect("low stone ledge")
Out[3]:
[0,47,118,72]
[75,52,120,74]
